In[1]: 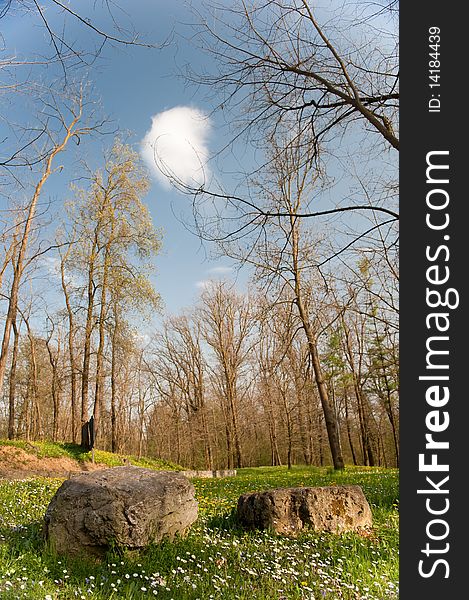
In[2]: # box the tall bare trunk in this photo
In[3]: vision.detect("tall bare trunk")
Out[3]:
[81,263,95,447]
[263,383,282,466]
[46,332,61,442]
[200,407,213,470]
[289,212,344,470]
[0,112,81,397]
[306,326,344,470]
[344,390,358,465]
[24,319,40,440]
[93,278,108,442]
[195,365,213,470]
[110,312,119,453]
[93,192,115,446]
[60,248,78,443]
[227,381,242,468]
[222,404,233,469]
[80,233,99,448]
[342,319,375,466]
[8,319,19,440]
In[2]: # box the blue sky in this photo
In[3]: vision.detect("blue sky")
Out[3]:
[2,0,398,328]
[2,0,245,320]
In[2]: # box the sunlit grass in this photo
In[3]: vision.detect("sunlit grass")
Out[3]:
[0,465,398,599]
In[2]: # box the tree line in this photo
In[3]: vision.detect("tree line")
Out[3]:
[0,134,398,467]
[1,1,399,470]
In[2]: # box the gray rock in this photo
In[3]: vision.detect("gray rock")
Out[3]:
[44,466,198,556]
[237,485,372,535]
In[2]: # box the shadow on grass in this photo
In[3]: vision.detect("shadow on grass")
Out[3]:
[1,522,44,553]
[0,519,113,591]
[203,507,242,532]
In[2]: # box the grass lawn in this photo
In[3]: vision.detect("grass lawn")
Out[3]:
[0,465,398,599]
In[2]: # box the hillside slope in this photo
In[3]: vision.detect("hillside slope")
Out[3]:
[0,440,182,479]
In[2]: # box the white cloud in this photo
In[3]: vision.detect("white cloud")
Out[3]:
[141,106,211,188]
[40,255,60,276]
[207,265,234,275]
[195,265,234,290]
[39,255,81,288]
[132,331,151,347]
[195,279,212,290]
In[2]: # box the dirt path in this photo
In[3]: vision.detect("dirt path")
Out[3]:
[0,445,106,480]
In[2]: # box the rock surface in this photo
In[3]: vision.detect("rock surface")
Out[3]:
[44,466,198,556]
[237,485,372,535]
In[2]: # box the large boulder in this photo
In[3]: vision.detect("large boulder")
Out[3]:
[44,466,198,556]
[237,485,372,535]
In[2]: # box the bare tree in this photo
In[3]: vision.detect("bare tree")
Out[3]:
[191,0,398,150]
[150,0,398,247]
[63,140,161,447]
[0,93,98,399]
[0,0,167,189]
[199,281,255,469]
[7,315,20,440]
[58,233,79,442]
[45,315,63,442]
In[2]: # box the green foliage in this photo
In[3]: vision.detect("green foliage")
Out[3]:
[0,465,398,599]
[63,139,163,380]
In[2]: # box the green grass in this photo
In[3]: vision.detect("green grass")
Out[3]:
[0,439,182,471]
[0,465,399,599]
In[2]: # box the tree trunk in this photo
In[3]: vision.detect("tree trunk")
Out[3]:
[200,407,213,470]
[93,284,107,443]
[306,332,344,470]
[81,245,96,448]
[378,355,399,466]
[46,333,61,442]
[138,394,145,460]
[93,221,114,445]
[344,390,358,465]
[224,412,232,470]
[355,382,375,466]
[174,410,181,465]
[294,285,344,469]
[0,113,81,398]
[297,400,310,466]
[7,319,19,440]
[317,413,324,466]
[60,248,78,443]
[387,403,399,467]
[196,370,213,470]
[305,391,315,466]
[289,215,344,470]
[265,390,282,466]
[25,322,40,440]
[229,395,242,468]
[342,318,375,467]
[110,316,119,453]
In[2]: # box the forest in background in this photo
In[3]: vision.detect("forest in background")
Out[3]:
[0,137,398,469]
[0,0,399,470]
